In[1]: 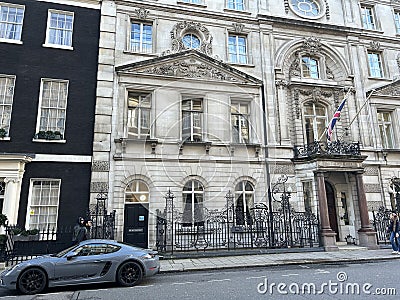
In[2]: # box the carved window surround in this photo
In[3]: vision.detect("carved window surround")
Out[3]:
[125,9,156,55]
[167,21,213,56]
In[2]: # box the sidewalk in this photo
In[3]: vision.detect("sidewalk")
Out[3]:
[159,246,400,273]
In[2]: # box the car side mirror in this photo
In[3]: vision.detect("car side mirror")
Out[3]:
[66,253,77,260]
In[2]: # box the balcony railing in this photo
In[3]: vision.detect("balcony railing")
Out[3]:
[293,141,361,159]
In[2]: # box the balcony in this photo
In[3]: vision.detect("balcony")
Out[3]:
[293,141,361,160]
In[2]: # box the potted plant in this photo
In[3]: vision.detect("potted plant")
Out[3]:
[54,131,62,140]
[36,131,47,139]
[0,128,7,138]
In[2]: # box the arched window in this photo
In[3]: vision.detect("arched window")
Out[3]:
[182,33,201,49]
[301,56,319,79]
[235,181,254,225]
[303,102,328,144]
[125,180,149,203]
[182,180,204,226]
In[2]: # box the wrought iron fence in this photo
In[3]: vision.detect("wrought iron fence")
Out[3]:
[0,192,116,266]
[293,141,361,159]
[371,206,392,245]
[156,188,320,254]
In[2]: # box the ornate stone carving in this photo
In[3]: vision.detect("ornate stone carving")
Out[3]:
[275,79,289,87]
[326,66,334,79]
[325,0,330,20]
[141,59,239,81]
[367,201,384,211]
[232,23,244,33]
[289,57,301,77]
[92,161,110,172]
[364,184,382,193]
[364,166,379,175]
[270,164,295,175]
[284,0,289,13]
[4,177,20,184]
[169,21,213,56]
[298,87,333,102]
[134,8,149,19]
[370,41,380,51]
[90,182,109,193]
[302,37,322,55]
[293,89,300,119]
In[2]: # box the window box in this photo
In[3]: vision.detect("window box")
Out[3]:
[11,228,40,241]
[35,130,63,140]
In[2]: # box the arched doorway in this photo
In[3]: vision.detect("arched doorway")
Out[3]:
[325,181,339,241]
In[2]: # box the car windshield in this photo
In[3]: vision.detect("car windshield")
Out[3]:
[54,245,78,258]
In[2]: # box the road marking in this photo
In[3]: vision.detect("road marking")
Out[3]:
[131,284,155,288]
[172,281,194,285]
[246,275,267,279]
[207,279,231,283]
[314,269,330,274]
[282,274,299,277]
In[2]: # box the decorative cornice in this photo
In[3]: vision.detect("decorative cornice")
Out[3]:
[364,184,382,193]
[284,0,289,14]
[134,8,150,19]
[4,177,20,184]
[374,81,400,96]
[364,166,379,175]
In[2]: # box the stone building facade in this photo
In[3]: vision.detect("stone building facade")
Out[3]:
[92,0,400,250]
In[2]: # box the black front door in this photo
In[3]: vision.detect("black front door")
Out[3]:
[123,204,149,248]
[325,182,339,241]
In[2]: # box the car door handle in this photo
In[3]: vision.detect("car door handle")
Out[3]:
[93,260,102,263]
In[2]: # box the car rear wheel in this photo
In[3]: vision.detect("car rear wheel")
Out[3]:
[17,267,47,295]
[117,261,143,287]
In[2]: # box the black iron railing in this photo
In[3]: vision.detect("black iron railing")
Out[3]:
[371,206,392,245]
[156,189,320,254]
[294,141,361,159]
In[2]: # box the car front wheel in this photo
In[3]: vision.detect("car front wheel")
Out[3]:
[117,261,143,287]
[17,267,47,295]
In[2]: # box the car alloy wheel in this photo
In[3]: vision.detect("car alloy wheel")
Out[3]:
[117,261,143,286]
[18,267,47,295]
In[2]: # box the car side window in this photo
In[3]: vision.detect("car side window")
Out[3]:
[73,244,121,256]
[106,245,121,254]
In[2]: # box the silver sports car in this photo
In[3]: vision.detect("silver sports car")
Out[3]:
[0,239,160,295]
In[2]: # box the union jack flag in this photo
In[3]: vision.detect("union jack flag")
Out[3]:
[326,97,347,141]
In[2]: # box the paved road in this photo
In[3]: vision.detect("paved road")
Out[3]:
[1,260,398,299]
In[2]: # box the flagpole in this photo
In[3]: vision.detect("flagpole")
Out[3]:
[318,87,354,141]
[346,89,375,128]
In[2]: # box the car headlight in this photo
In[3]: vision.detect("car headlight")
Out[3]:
[4,263,20,275]
[142,253,156,259]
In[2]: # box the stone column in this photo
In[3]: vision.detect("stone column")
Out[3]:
[316,171,338,251]
[275,80,290,143]
[355,172,378,249]
[3,177,22,225]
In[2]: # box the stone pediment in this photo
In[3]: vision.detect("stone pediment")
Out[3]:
[115,50,261,85]
[370,79,400,96]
